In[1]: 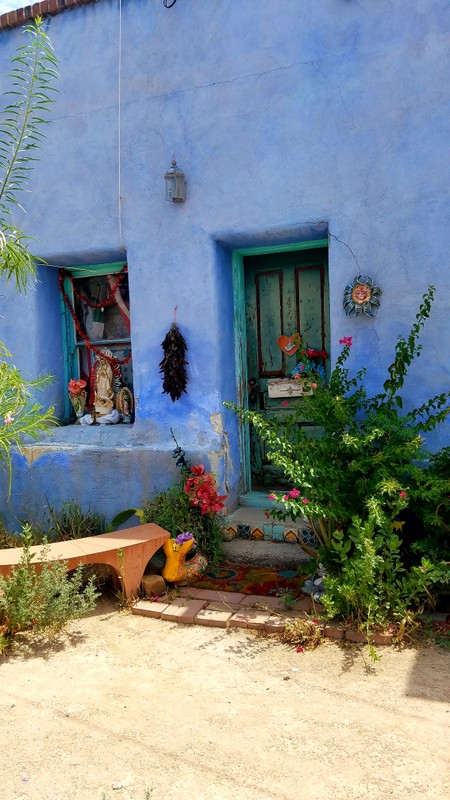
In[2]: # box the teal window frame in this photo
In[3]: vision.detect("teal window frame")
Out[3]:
[60,261,129,421]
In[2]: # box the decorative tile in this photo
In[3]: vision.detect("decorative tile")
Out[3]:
[223,524,237,539]
[298,528,319,549]
[251,526,264,539]
[236,523,251,539]
[263,524,273,540]
[272,525,285,542]
[284,529,299,543]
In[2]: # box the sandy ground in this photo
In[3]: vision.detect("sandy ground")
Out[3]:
[0,598,449,800]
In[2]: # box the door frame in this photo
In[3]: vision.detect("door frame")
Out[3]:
[232,238,328,495]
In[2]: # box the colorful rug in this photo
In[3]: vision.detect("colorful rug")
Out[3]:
[191,562,305,597]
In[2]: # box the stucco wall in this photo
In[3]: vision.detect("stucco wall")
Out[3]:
[0,0,449,527]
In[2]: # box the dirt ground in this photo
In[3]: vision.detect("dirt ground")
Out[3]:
[0,598,449,800]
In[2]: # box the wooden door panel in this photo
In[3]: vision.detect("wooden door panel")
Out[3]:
[244,249,329,489]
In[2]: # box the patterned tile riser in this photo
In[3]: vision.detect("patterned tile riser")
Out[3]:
[224,518,318,546]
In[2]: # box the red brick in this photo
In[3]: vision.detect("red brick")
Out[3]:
[229,609,272,630]
[195,607,233,628]
[345,629,368,643]
[8,10,18,25]
[264,615,288,634]
[239,594,285,611]
[161,598,206,624]
[323,623,345,640]
[0,13,9,27]
[16,9,25,23]
[371,631,394,646]
[131,600,170,619]
[32,3,41,17]
[178,587,246,605]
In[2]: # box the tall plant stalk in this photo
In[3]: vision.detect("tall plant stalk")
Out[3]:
[0,17,59,290]
[0,19,59,497]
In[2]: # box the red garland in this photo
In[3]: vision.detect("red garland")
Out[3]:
[69,266,128,309]
[59,270,132,402]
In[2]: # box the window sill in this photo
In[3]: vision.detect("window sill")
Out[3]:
[22,422,156,449]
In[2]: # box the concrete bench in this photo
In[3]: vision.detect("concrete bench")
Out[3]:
[0,523,170,599]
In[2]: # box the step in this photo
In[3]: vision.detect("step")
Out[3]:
[222,538,310,568]
[223,505,318,550]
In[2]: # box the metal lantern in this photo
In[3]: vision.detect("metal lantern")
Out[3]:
[164,157,186,202]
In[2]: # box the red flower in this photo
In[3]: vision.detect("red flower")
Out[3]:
[68,378,87,395]
[190,465,205,476]
[399,491,407,499]
[339,336,353,347]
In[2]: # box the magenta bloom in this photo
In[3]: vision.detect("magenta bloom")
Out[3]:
[339,336,353,347]
[399,490,407,498]
[289,488,300,498]
[282,400,289,407]
[302,498,309,504]
[268,493,276,501]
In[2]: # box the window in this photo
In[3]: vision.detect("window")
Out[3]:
[59,262,133,422]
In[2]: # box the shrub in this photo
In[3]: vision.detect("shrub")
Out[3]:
[141,482,223,565]
[227,286,450,636]
[321,508,449,638]
[0,525,99,653]
[44,500,107,541]
[227,287,450,558]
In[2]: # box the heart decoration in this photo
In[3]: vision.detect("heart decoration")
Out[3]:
[277,332,301,356]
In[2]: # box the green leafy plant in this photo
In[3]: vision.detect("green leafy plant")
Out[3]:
[44,500,107,541]
[0,525,99,653]
[227,286,450,559]
[277,588,297,610]
[321,507,449,639]
[0,19,59,498]
[109,433,225,565]
[0,17,59,289]
[227,287,450,640]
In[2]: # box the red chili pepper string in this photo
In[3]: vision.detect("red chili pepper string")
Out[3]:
[69,266,128,310]
[59,270,132,403]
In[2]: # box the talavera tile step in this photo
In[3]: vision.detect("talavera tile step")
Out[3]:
[223,504,318,549]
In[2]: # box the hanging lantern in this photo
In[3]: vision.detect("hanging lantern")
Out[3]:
[164,157,186,202]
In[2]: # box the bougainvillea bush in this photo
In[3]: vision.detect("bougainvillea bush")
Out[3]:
[227,287,450,637]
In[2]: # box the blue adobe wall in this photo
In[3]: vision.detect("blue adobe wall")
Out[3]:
[0,0,449,527]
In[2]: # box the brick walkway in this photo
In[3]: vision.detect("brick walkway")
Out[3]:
[132,586,320,634]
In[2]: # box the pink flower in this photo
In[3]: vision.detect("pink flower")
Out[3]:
[268,494,276,501]
[399,491,407,498]
[302,498,309,504]
[282,400,289,407]
[289,488,301,498]
[296,646,304,653]
[339,336,353,347]
[3,412,14,426]
[283,494,290,501]
[311,382,318,390]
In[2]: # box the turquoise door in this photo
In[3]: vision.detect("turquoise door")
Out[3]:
[244,248,329,489]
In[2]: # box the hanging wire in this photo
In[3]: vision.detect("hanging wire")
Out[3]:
[118,0,123,248]
[163,0,178,7]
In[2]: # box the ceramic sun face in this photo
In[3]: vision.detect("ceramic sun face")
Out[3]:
[343,275,382,317]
